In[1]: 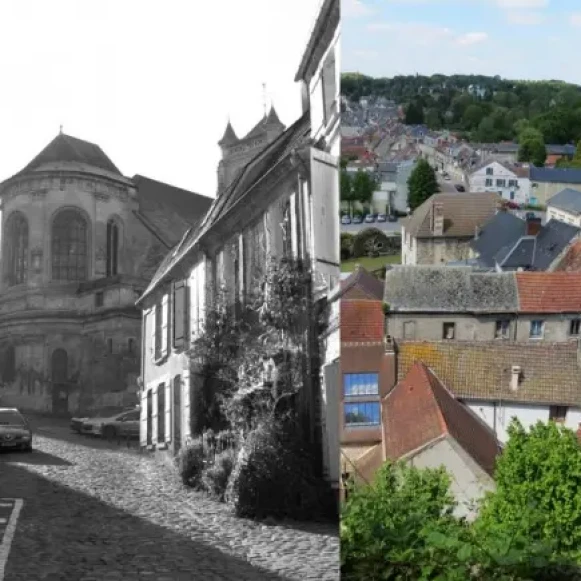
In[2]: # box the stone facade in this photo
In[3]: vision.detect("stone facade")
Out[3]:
[0,133,211,415]
[402,227,473,266]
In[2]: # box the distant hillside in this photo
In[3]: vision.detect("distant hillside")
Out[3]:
[341,73,581,144]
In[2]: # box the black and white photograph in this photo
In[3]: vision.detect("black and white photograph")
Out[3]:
[0,0,340,579]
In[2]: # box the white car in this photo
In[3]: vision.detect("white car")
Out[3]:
[341,215,351,225]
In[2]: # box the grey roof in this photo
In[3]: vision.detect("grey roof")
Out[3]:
[470,211,526,265]
[531,219,581,270]
[530,167,581,184]
[500,237,536,269]
[547,188,581,215]
[383,266,518,312]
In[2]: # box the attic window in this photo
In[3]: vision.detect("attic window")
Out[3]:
[549,405,567,423]
[486,167,493,176]
[443,322,456,340]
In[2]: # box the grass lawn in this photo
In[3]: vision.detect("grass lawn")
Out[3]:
[341,254,401,273]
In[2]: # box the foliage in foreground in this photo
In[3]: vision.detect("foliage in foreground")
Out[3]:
[342,420,581,580]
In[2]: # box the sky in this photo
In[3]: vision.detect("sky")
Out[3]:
[343,0,581,84]
[0,0,321,198]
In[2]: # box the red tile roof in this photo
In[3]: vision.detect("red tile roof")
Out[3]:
[340,266,384,301]
[383,362,501,475]
[516,272,581,313]
[553,240,581,272]
[341,300,384,342]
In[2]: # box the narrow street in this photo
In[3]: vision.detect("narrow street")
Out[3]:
[0,418,339,581]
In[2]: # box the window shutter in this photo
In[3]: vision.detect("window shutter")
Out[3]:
[139,390,148,447]
[182,369,191,440]
[165,383,172,444]
[150,306,157,361]
[161,294,169,356]
[152,385,158,444]
[173,281,187,349]
[289,193,298,258]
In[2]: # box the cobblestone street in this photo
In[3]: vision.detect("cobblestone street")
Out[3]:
[0,419,339,581]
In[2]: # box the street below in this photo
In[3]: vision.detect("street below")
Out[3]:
[0,418,338,581]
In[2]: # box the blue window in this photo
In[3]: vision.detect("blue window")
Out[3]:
[343,373,379,397]
[344,402,381,427]
[530,320,544,338]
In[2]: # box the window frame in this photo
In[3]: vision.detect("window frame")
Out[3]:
[106,218,120,277]
[529,319,545,339]
[569,318,581,337]
[51,208,89,282]
[343,373,380,397]
[344,402,381,428]
[485,167,493,176]
[495,319,510,339]
[549,405,567,423]
[485,178,493,187]
[5,212,29,287]
[443,322,456,340]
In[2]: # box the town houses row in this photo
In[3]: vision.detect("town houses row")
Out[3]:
[0,0,341,493]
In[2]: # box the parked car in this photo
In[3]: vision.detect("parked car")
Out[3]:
[454,184,465,192]
[505,201,520,210]
[71,406,127,433]
[364,214,376,223]
[0,408,32,452]
[376,213,387,222]
[341,215,351,225]
[388,215,398,222]
[81,407,138,437]
[444,175,451,181]
[99,409,140,440]
[352,215,363,224]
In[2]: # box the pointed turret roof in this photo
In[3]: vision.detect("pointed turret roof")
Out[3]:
[241,107,286,141]
[218,121,239,146]
[19,133,122,176]
[265,105,284,127]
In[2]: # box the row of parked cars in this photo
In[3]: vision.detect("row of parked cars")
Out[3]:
[70,406,140,439]
[341,213,398,225]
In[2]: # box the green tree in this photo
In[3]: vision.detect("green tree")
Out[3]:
[351,169,377,214]
[404,101,424,125]
[407,159,439,210]
[341,165,357,217]
[518,127,546,166]
[477,419,581,560]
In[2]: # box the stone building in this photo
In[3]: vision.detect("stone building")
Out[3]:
[0,132,212,415]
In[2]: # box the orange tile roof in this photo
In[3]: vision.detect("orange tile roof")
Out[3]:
[384,362,500,475]
[553,240,581,273]
[516,271,581,313]
[341,300,384,342]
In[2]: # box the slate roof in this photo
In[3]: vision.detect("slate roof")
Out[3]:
[530,166,581,185]
[547,188,581,215]
[515,272,581,313]
[139,112,310,302]
[341,300,384,342]
[553,240,581,272]
[403,192,500,239]
[19,133,122,176]
[132,175,213,247]
[339,265,384,301]
[384,362,501,475]
[218,121,239,146]
[240,107,285,142]
[397,341,581,406]
[383,266,519,312]
[471,213,580,271]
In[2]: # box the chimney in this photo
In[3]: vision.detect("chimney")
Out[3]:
[526,216,542,236]
[510,365,521,392]
[431,202,444,236]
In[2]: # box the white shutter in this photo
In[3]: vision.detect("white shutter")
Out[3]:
[161,294,169,357]
[182,369,191,440]
[310,148,340,286]
[139,389,148,447]
[165,382,172,444]
[189,269,199,339]
[150,306,157,361]
[290,192,298,258]
[152,385,158,445]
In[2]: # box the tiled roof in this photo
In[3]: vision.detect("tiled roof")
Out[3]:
[339,265,384,301]
[383,266,519,312]
[139,112,310,302]
[403,192,500,238]
[218,121,238,146]
[471,211,525,265]
[547,188,581,215]
[553,240,581,272]
[19,133,122,176]
[384,362,501,475]
[397,341,581,406]
[515,271,581,313]
[530,167,581,185]
[340,300,384,342]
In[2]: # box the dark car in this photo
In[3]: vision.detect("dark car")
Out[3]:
[454,184,465,192]
[0,408,32,452]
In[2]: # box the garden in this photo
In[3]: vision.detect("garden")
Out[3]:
[341,228,401,275]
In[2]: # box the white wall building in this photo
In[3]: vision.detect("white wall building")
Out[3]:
[469,161,530,205]
[546,188,581,227]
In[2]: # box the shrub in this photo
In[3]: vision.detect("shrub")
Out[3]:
[176,437,205,488]
[226,421,336,521]
[352,228,400,258]
[202,447,237,501]
[341,232,355,260]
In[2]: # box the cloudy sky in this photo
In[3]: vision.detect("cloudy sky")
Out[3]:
[0,0,320,198]
[343,0,581,84]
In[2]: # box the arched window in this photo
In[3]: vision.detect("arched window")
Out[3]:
[106,219,119,276]
[52,209,88,281]
[51,349,68,383]
[5,213,29,286]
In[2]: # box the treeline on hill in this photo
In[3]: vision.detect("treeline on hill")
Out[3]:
[342,72,581,145]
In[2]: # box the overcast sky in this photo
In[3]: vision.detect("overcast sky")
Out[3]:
[0,0,320,198]
[343,0,581,84]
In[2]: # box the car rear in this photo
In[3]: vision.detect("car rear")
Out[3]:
[0,408,33,452]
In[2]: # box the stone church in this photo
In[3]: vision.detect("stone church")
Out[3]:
[0,132,212,415]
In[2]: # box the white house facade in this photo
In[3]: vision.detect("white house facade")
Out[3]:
[469,161,530,205]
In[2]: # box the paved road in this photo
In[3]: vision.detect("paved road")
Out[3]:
[0,419,339,581]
